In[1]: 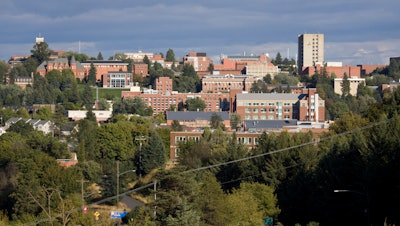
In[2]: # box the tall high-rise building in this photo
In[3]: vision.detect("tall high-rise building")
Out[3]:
[297,34,324,74]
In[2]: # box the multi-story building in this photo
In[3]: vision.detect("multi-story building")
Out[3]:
[132,62,148,76]
[303,63,387,78]
[183,52,211,77]
[36,56,86,79]
[166,111,231,130]
[169,125,328,161]
[201,74,258,93]
[122,85,230,114]
[155,77,173,94]
[8,55,30,68]
[334,77,365,96]
[213,54,279,77]
[81,60,128,82]
[298,33,324,74]
[245,62,281,79]
[102,71,132,88]
[169,131,262,161]
[235,88,325,122]
[124,51,154,62]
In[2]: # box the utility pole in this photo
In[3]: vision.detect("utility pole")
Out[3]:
[135,136,146,178]
[78,178,88,214]
[116,161,136,206]
[154,180,157,219]
[116,160,119,205]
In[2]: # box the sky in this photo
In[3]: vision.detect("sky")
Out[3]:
[1,0,399,65]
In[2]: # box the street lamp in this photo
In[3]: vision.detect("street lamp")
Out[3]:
[135,136,146,178]
[333,189,370,225]
[116,160,136,204]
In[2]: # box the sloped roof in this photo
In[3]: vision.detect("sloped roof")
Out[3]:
[166,111,229,121]
[244,120,298,129]
[236,93,301,101]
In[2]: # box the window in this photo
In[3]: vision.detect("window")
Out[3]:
[268,103,275,106]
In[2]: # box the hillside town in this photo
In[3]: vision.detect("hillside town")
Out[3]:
[1,33,400,225]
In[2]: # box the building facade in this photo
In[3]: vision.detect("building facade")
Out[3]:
[183,52,211,77]
[298,34,324,74]
[81,60,128,82]
[36,56,86,79]
[201,74,257,93]
[235,88,325,122]
[102,71,132,88]
[334,77,365,96]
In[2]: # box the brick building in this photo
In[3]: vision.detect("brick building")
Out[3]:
[122,87,230,114]
[169,125,328,161]
[36,56,86,79]
[155,77,173,94]
[201,74,258,93]
[81,60,128,82]
[183,52,211,77]
[213,54,279,77]
[102,71,132,88]
[166,111,231,130]
[235,88,325,122]
[132,62,148,76]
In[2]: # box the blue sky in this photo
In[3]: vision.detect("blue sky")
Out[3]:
[1,0,399,65]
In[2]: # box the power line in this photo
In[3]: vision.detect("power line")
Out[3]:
[184,117,392,174]
[26,117,393,225]
[25,183,155,226]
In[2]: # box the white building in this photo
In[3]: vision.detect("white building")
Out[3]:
[334,77,365,96]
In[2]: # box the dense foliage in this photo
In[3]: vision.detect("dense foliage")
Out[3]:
[1,46,400,225]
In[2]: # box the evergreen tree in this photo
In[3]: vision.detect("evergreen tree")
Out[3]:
[137,131,165,175]
[87,62,97,85]
[31,41,51,64]
[165,48,176,62]
[341,73,351,97]
[97,52,103,60]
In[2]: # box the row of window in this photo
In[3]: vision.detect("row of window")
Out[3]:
[245,108,293,113]
[245,115,292,120]
[245,102,293,106]
[174,136,259,146]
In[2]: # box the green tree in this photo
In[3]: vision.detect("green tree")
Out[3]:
[264,74,272,84]
[23,57,39,76]
[195,171,228,225]
[97,52,104,60]
[81,84,94,110]
[6,120,34,136]
[341,73,350,97]
[136,131,165,175]
[273,52,283,65]
[230,113,241,131]
[210,113,224,130]
[186,97,206,111]
[250,80,268,93]
[224,185,264,225]
[33,107,53,120]
[31,41,51,64]
[207,63,214,74]
[0,60,10,84]
[155,169,200,225]
[171,120,183,131]
[165,48,176,62]
[87,62,97,85]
